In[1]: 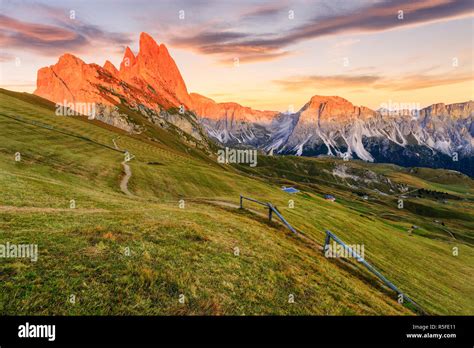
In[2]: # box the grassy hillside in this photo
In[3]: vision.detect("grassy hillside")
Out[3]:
[0,89,473,315]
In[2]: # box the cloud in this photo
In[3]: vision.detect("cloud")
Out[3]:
[172,31,249,47]
[171,0,473,63]
[218,50,292,65]
[375,73,474,91]
[171,29,290,63]
[169,1,291,62]
[246,0,473,48]
[274,75,381,90]
[0,8,131,56]
[0,14,88,55]
[240,2,288,19]
[274,72,473,92]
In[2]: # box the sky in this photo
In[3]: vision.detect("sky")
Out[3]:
[1,0,473,112]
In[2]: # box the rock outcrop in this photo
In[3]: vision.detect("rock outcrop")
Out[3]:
[117,33,192,108]
[34,32,194,111]
[103,60,119,76]
[190,93,277,123]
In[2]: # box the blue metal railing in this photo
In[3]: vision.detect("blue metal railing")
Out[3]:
[239,194,426,314]
[240,195,297,234]
[324,230,425,314]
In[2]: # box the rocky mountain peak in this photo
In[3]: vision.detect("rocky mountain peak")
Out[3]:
[34,33,194,109]
[420,101,474,119]
[132,32,191,107]
[120,46,136,71]
[139,32,160,58]
[299,95,375,124]
[56,53,85,67]
[103,60,119,76]
[190,93,278,123]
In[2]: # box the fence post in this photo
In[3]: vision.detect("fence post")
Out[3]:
[240,195,243,209]
[268,204,273,221]
[324,231,331,254]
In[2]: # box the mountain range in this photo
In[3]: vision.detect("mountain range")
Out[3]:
[33,32,474,176]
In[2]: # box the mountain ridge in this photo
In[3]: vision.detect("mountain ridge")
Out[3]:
[32,32,474,175]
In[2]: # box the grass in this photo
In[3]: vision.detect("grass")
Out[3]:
[0,89,473,315]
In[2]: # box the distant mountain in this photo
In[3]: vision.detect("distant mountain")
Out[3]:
[33,32,473,176]
[204,95,473,176]
[190,93,278,145]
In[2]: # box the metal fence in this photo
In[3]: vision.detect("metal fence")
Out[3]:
[239,194,426,314]
[240,195,297,233]
[324,230,426,314]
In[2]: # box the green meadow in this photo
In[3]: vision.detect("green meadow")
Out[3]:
[0,89,473,315]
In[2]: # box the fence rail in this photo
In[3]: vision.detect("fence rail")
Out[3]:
[239,194,426,314]
[240,195,297,234]
[324,230,426,314]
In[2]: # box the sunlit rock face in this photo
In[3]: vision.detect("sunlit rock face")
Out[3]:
[35,32,191,110]
[118,32,193,109]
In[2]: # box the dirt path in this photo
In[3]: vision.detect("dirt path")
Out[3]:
[120,160,133,196]
[112,137,133,197]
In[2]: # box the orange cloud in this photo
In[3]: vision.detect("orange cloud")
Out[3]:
[274,72,473,92]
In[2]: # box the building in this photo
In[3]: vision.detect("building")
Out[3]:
[324,194,336,202]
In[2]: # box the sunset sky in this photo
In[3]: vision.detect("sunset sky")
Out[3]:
[1,0,473,111]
